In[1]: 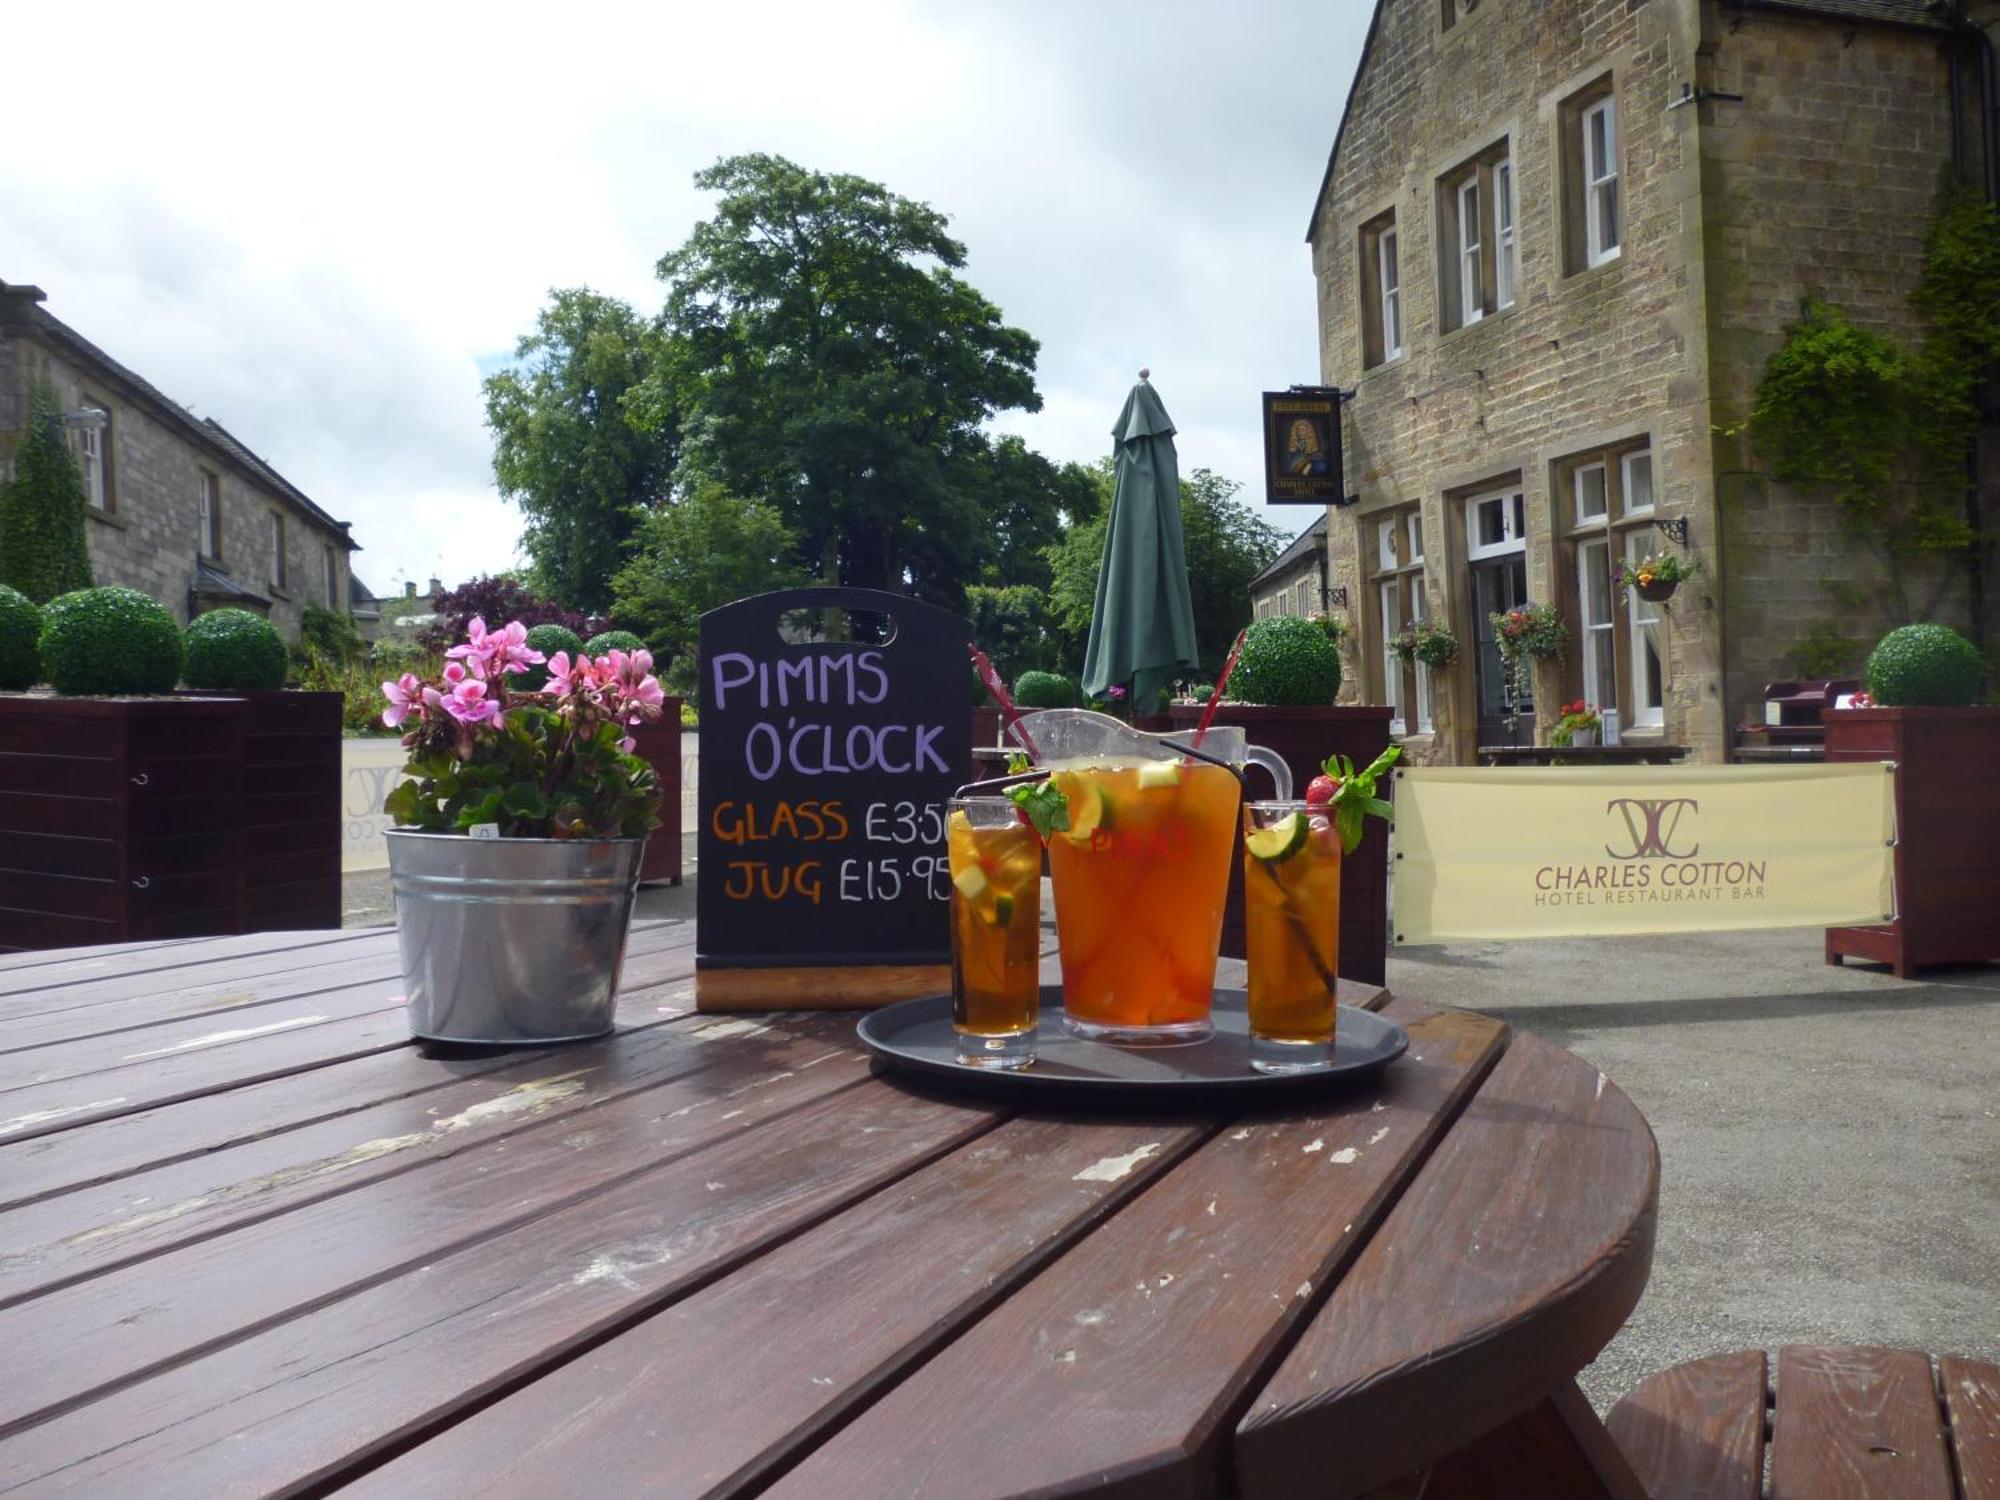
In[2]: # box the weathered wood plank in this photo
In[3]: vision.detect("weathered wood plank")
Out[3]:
[0,1010,845,1307]
[0,1019,879,1434]
[1602,1349,1767,1500]
[0,921,689,1059]
[1235,1034,1659,1500]
[0,1078,994,1496]
[764,1001,1506,1500]
[1943,1355,2000,1500]
[0,951,699,1205]
[0,926,389,1000]
[1769,1345,1954,1500]
[351,1111,1212,1499]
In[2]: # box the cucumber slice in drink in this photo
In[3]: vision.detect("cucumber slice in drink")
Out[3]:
[1136,761,1183,790]
[1245,811,1310,863]
[990,892,1015,927]
[953,866,991,901]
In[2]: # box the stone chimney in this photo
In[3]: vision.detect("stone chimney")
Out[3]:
[404,580,417,600]
[427,577,442,597]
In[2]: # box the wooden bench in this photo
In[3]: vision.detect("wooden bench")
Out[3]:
[1604,1346,2000,1499]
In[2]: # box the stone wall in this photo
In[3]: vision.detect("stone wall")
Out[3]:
[3,327,349,638]
[1696,6,1969,710]
[1312,0,1721,763]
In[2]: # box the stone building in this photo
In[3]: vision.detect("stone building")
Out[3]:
[0,281,358,638]
[1309,0,1997,762]
[1252,514,1333,620]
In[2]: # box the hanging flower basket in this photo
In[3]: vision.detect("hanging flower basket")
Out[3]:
[1390,618,1460,671]
[1616,552,1692,605]
[1490,603,1569,711]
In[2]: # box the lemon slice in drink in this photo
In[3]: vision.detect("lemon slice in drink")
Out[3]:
[1245,811,1309,863]
[1051,774,1107,843]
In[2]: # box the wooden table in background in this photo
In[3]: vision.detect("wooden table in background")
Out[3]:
[0,922,1659,1497]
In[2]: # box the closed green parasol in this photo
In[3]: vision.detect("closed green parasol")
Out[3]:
[1081,372,1200,706]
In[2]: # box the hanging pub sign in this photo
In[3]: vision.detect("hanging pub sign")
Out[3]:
[695,586,971,1011]
[1262,388,1345,505]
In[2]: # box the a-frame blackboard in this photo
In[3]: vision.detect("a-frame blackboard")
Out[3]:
[694,587,972,1010]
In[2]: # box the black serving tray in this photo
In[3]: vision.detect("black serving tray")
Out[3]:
[857,986,1408,1104]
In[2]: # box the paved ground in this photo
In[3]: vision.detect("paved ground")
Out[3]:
[345,857,1998,1408]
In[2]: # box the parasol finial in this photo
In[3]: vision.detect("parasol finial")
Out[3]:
[1138,367,1149,381]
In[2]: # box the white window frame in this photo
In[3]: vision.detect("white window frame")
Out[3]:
[1621,450,1655,514]
[1466,490,1528,562]
[1407,512,1425,565]
[1379,228,1403,359]
[1457,177,1483,326]
[1583,95,1621,268]
[1376,518,1400,572]
[198,470,221,559]
[1496,159,1517,309]
[1574,461,1609,528]
[77,417,107,511]
[1625,529,1666,729]
[1578,535,1615,711]
[1411,572,1435,733]
[1378,578,1405,734]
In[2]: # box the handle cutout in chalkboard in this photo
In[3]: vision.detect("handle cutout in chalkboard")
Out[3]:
[776,606,899,647]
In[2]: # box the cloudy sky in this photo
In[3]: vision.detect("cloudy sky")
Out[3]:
[0,1,1368,597]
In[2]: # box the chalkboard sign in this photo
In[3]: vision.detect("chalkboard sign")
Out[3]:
[695,587,972,1005]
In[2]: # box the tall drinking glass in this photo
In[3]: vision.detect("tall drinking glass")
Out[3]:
[1241,801,1342,1074]
[946,796,1042,1069]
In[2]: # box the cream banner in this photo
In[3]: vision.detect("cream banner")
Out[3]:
[1392,763,1896,944]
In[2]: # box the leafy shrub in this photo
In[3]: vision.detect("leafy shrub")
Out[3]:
[1865,623,1986,706]
[419,575,597,657]
[1013,670,1080,708]
[1229,616,1342,706]
[518,623,585,690]
[38,586,182,696]
[298,603,368,666]
[584,629,647,658]
[0,584,39,690]
[183,608,287,691]
[296,645,442,736]
[0,383,95,604]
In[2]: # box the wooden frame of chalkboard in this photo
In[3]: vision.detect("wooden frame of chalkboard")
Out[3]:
[694,586,973,1010]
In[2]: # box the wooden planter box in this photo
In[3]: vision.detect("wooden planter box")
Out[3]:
[226,690,343,932]
[0,695,245,953]
[1824,705,2000,977]
[632,702,683,885]
[1168,704,1395,986]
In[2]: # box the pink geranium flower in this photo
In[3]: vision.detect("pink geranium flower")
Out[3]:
[441,676,501,727]
[446,616,544,679]
[381,673,424,728]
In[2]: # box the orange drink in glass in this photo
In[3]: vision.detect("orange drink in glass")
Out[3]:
[1044,758,1242,1043]
[1241,801,1341,1073]
[946,797,1042,1069]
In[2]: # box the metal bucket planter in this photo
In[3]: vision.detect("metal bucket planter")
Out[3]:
[386,830,646,1043]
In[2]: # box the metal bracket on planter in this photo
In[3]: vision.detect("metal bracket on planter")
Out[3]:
[1654,515,1690,547]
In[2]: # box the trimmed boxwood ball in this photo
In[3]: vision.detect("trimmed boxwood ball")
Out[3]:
[38,586,183,696]
[1013,670,1080,709]
[1866,623,1986,707]
[0,584,39,691]
[182,607,287,691]
[517,623,586,691]
[584,629,647,658]
[1230,615,1343,706]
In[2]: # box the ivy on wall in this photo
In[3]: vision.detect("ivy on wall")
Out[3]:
[1748,185,2000,628]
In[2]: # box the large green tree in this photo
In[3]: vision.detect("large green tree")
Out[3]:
[0,382,95,604]
[608,482,808,679]
[1047,467,1284,680]
[483,289,676,613]
[631,154,1042,609]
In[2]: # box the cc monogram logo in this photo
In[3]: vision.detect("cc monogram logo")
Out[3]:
[1605,798,1700,860]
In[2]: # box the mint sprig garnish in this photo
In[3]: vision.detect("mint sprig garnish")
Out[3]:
[1324,745,1401,854]
[1002,753,1070,839]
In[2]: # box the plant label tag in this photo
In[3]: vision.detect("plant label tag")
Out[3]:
[468,823,501,840]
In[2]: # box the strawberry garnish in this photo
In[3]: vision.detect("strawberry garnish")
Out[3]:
[1305,773,1341,806]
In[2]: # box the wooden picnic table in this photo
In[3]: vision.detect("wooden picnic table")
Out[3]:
[0,920,1660,1497]
[1479,742,1691,767]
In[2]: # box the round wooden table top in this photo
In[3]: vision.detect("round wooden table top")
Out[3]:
[0,922,1658,1498]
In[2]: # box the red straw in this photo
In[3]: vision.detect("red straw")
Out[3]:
[969,645,1040,761]
[1192,628,1248,750]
